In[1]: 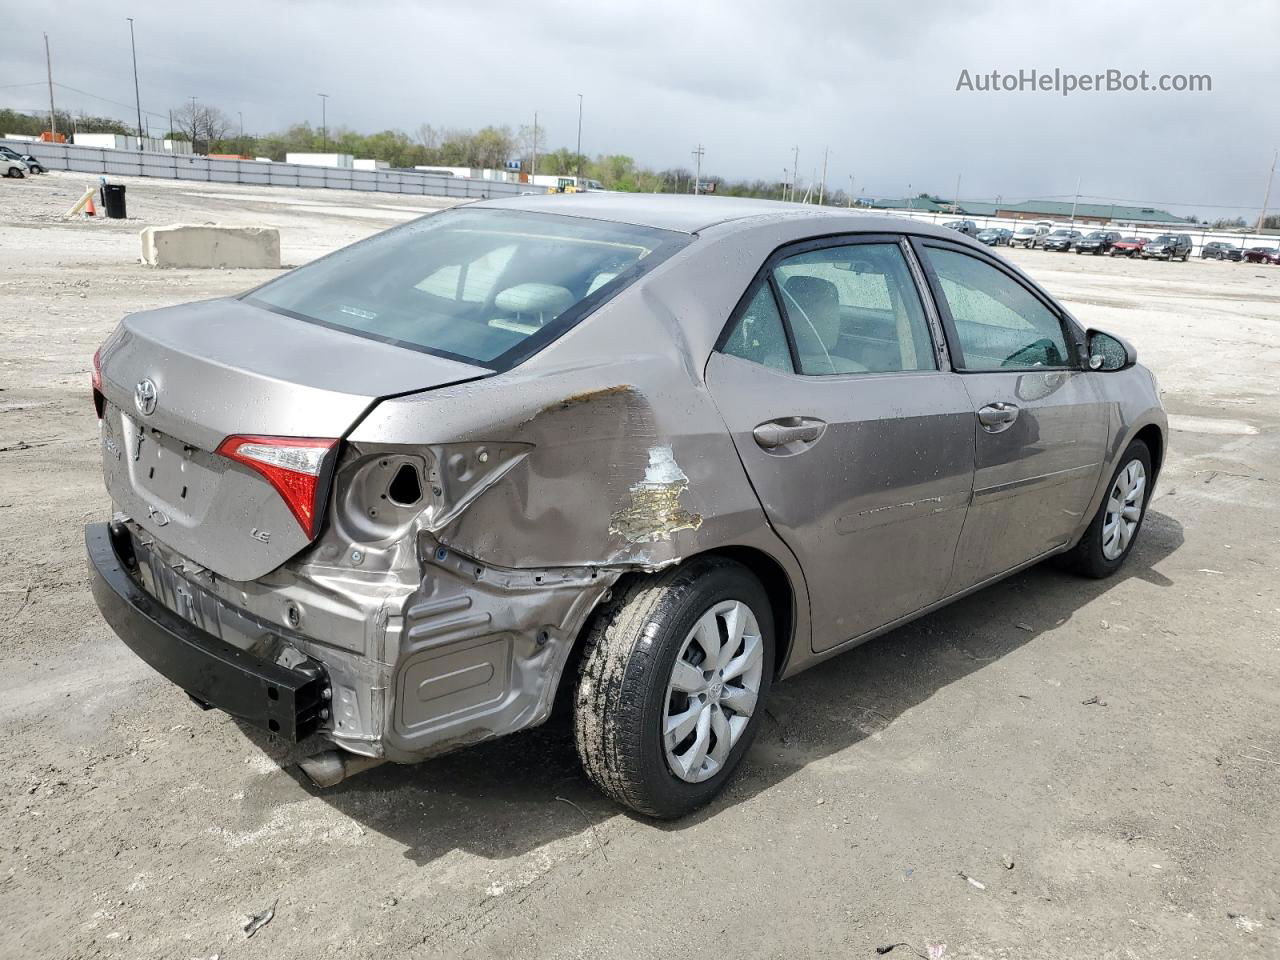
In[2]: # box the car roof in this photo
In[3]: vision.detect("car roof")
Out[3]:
[474,192,954,237]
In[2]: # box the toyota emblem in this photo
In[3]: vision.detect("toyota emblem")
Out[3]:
[134,378,158,417]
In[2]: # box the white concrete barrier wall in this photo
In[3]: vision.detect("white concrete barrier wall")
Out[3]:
[3,138,534,201]
[7,138,1276,254]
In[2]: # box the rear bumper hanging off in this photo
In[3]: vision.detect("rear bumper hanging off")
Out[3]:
[85,521,329,741]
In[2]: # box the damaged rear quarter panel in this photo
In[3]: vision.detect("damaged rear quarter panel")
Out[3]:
[338,218,855,758]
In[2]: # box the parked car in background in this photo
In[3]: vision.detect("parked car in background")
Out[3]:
[1010,225,1049,248]
[1041,228,1084,252]
[976,227,1012,246]
[1075,231,1122,255]
[2,154,29,178]
[1200,242,1243,261]
[1110,236,1149,257]
[1142,234,1193,261]
[1243,246,1280,265]
[943,219,980,237]
[0,145,43,174]
[84,195,1167,818]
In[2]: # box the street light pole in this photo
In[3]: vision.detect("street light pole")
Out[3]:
[691,144,704,195]
[318,93,329,150]
[127,18,143,149]
[575,94,583,185]
[1257,149,1278,234]
[44,33,56,138]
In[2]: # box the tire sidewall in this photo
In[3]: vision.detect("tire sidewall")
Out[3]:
[633,565,775,816]
[1083,440,1154,575]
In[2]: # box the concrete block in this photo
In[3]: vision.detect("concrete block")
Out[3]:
[140,224,281,269]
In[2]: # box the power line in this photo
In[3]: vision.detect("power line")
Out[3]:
[49,81,169,121]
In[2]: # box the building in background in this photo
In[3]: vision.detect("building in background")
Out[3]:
[870,195,1189,227]
[285,152,354,168]
[71,133,192,154]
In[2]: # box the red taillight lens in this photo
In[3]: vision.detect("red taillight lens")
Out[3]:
[91,347,104,419]
[215,435,338,538]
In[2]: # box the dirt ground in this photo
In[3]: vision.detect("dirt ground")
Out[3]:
[1,172,1277,960]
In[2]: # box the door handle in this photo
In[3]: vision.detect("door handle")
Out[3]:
[977,401,1019,432]
[753,417,826,449]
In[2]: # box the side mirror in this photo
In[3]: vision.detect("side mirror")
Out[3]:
[1086,329,1137,371]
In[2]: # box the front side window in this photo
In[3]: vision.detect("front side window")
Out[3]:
[246,208,688,367]
[770,243,937,376]
[925,247,1072,371]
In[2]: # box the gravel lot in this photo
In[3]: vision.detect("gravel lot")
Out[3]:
[2,172,1278,960]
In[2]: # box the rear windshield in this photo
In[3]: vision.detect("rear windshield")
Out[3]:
[245,208,689,369]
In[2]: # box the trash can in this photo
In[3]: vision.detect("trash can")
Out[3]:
[100,183,127,219]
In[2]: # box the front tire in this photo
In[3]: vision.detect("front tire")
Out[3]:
[574,558,775,818]
[1058,439,1153,578]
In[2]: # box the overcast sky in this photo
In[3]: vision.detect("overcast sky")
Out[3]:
[4,1,1277,218]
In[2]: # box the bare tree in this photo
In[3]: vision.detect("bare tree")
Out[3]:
[171,103,234,153]
[414,123,441,151]
[517,122,547,170]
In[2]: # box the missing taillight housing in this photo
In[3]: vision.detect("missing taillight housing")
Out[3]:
[387,463,422,506]
[92,347,104,419]
[216,435,338,538]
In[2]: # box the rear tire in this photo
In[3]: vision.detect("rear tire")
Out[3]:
[1058,439,1153,578]
[574,558,775,818]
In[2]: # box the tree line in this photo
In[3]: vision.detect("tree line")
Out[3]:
[1,103,823,200]
[12,104,1274,221]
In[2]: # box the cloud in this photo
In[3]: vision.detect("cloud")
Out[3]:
[2,0,1274,216]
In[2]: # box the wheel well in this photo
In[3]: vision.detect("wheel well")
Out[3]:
[705,546,796,679]
[1135,424,1164,478]
[551,545,799,722]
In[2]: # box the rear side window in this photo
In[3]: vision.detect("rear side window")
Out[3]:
[246,208,689,368]
[925,248,1071,370]
[721,286,794,372]
[772,243,937,376]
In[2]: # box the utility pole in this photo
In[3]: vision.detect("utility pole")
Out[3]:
[575,94,583,185]
[531,111,538,179]
[318,93,329,150]
[168,108,173,144]
[190,96,198,153]
[818,147,828,205]
[953,173,962,214]
[691,144,705,195]
[127,18,143,148]
[1069,175,1081,229]
[790,146,799,201]
[848,174,855,207]
[1258,149,1278,234]
[44,33,56,138]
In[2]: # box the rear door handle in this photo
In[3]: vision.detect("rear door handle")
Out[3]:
[978,402,1019,432]
[752,417,826,449]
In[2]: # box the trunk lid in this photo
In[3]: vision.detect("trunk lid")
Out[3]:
[97,297,489,581]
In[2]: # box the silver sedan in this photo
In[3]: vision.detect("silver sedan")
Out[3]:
[87,194,1166,817]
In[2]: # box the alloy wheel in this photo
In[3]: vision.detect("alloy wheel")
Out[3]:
[662,600,764,784]
[1102,459,1147,560]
